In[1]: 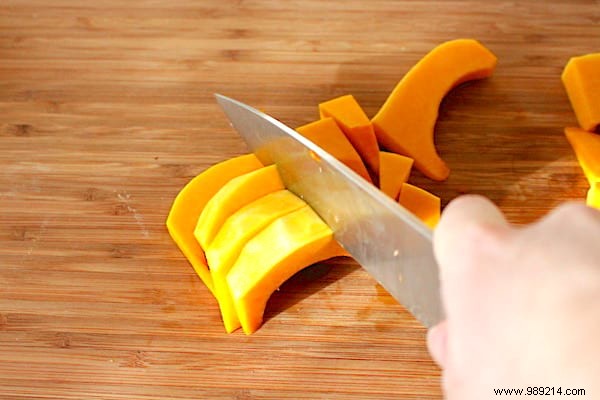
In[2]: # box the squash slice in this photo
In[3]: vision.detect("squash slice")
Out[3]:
[227,206,346,334]
[319,95,380,181]
[372,39,497,181]
[587,182,600,209]
[206,190,307,333]
[194,165,285,249]
[297,117,373,183]
[398,183,441,228]
[564,127,600,184]
[166,154,263,294]
[562,53,600,132]
[379,151,413,200]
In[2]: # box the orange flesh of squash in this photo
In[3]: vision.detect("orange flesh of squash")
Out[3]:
[564,127,600,185]
[166,154,263,295]
[297,117,373,183]
[378,151,414,200]
[227,206,346,334]
[588,182,600,209]
[318,95,380,182]
[206,190,307,333]
[562,53,600,132]
[194,164,285,249]
[398,183,441,229]
[371,39,497,181]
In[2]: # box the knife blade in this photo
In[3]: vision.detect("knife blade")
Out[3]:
[215,94,443,328]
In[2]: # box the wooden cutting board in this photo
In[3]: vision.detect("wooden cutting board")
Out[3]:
[1,1,598,399]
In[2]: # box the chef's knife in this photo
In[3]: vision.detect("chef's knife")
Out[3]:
[215,94,443,328]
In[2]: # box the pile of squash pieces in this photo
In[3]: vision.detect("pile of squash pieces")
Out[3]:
[167,39,599,334]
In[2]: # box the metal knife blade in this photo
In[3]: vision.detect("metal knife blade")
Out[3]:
[215,94,443,327]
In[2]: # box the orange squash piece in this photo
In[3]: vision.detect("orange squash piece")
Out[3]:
[206,190,306,333]
[588,182,600,209]
[398,183,440,229]
[166,154,263,294]
[194,165,285,249]
[371,39,497,181]
[297,117,373,183]
[227,206,346,334]
[564,127,600,184]
[318,95,380,181]
[378,151,413,200]
[562,53,600,132]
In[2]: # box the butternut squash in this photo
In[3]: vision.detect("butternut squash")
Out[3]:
[297,117,373,183]
[371,39,497,181]
[194,165,285,249]
[227,206,346,334]
[166,154,263,294]
[378,151,413,200]
[206,190,306,333]
[318,95,380,182]
[588,182,600,209]
[562,53,600,132]
[398,183,440,228]
[564,127,600,184]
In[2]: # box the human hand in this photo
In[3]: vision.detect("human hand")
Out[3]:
[428,195,600,399]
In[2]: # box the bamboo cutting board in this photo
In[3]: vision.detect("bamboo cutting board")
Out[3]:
[1,1,599,399]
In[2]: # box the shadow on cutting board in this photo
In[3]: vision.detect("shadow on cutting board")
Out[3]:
[320,53,583,225]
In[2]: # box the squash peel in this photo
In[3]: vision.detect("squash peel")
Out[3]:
[166,154,263,294]
[372,39,497,181]
[587,182,600,210]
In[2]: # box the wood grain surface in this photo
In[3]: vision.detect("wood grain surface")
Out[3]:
[1,1,599,399]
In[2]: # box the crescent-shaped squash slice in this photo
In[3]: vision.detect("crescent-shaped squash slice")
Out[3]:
[398,183,441,229]
[166,154,263,294]
[319,95,380,182]
[206,190,306,333]
[588,182,600,209]
[372,39,497,181]
[379,151,413,200]
[564,127,600,185]
[562,53,600,132]
[297,117,373,184]
[194,164,285,249]
[227,206,347,334]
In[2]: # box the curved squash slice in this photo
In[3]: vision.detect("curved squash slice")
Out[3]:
[227,206,347,334]
[319,95,380,182]
[297,117,373,184]
[166,154,263,294]
[379,151,413,200]
[206,190,307,333]
[562,53,600,132]
[398,183,440,229]
[588,182,600,209]
[372,39,497,181]
[565,127,600,185]
[194,164,285,249]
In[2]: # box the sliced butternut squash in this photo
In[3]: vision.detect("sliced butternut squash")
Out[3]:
[564,127,600,184]
[166,154,263,294]
[297,117,373,183]
[318,95,380,182]
[194,164,285,249]
[227,206,346,334]
[398,183,440,229]
[371,39,497,181]
[206,190,306,333]
[587,182,600,209]
[379,151,413,200]
[562,53,600,132]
